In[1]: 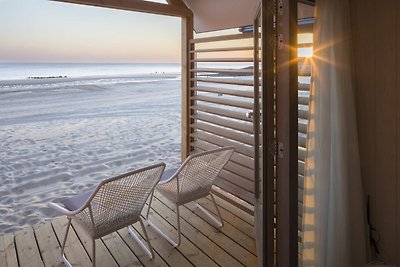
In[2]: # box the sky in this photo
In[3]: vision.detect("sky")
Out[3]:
[0,0,181,63]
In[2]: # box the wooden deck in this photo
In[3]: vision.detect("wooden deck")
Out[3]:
[0,192,257,267]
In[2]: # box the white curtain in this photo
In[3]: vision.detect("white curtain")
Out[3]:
[301,0,367,266]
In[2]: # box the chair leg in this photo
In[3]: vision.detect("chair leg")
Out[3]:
[210,193,224,227]
[145,189,155,221]
[127,220,155,259]
[146,204,181,247]
[139,219,155,259]
[195,194,224,228]
[92,238,96,267]
[61,217,73,267]
[176,204,181,247]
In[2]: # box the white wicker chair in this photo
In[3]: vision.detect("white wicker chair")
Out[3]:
[145,147,234,247]
[48,163,165,267]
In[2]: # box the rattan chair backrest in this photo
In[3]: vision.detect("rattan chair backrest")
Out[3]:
[76,163,165,236]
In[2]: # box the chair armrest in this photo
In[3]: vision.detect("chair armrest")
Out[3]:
[48,201,82,216]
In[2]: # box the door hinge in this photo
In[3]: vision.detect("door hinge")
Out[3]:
[269,140,284,158]
[277,34,284,49]
[277,142,284,158]
[277,0,284,15]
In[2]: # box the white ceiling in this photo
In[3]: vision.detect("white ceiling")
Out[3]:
[182,0,260,33]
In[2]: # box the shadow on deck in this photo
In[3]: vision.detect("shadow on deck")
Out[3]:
[0,192,257,267]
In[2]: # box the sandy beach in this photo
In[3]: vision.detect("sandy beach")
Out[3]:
[0,74,182,233]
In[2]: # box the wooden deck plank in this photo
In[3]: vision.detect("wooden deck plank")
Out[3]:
[207,194,254,226]
[131,220,194,267]
[144,203,219,267]
[154,193,258,267]
[71,222,118,267]
[0,234,6,267]
[0,233,18,267]
[51,216,92,266]
[33,221,63,267]
[14,227,44,267]
[101,232,142,266]
[0,193,256,267]
[196,197,255,239]
[185,201,257,254]
[147,197,243,267]
[117,227,168,267]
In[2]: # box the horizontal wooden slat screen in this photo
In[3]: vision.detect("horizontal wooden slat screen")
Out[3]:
[298,19,314,258]
[192,104,252,122]
[189,31,255,207]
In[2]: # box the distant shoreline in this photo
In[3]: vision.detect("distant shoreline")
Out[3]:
[28,75,68,79]
[0,73,180,86]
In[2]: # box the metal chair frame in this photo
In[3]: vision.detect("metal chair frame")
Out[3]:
[145,147,234,247]
[49,163,165,266]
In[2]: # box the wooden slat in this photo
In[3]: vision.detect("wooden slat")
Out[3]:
[14,227,44,267]
[298,62,312,76]
[211,187,254,216]
[166,0,186,7]
[101,232,142,267]
[298,91,310,105]
[190,32,254,44]
[193,95,253,109]
[298,23,314,34]
[192,104,252,122]
[298,160,305,176]
[297,43,313,48]
[193,86,254,98]
[196,197,255,239]
[193,58,254,63]
[33,221,63,267]
[154,193,257,266]
[0,233,18,267]
[130,221,195,267]
[298,175,304,191]
[193,112,254,133]
[192,121,254,146]
[0,234,6,267]
[225,161,255,181]
[51,0,192,17]
[298,147,307,160]
[186,202,257,254]
[142,205,218,267]
[51,216,92,266]
[218,169,254,193]
[299,83,310,91]
[298,187,304,204]
[192,46,254,53]
[194,77,254,86]
[298,119,308,134]
[191,139,254,169]
[72,222,118,267]
[298,104,309,120]
[192,68,254,75]
[214,178,255,205]
[117,227,169,267]
[191,130,254,158]
[298,133,307,147]
[0,193,258,267]
[146,198,237,267]
[182,14,194,161]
